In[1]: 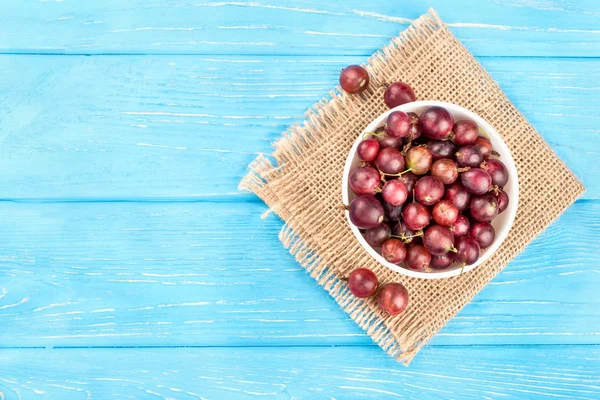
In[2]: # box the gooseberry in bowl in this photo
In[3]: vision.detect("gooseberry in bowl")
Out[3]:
[342,101,518,279]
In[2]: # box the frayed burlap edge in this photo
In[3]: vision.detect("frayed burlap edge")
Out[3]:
[239,9,585,365]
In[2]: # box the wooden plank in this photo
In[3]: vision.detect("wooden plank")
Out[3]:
[0,345,599,399]
[0,55,597,199]
[1,1,600,56]
[0,200,598,348]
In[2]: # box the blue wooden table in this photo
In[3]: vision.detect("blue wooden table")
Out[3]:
[1,1,599,399]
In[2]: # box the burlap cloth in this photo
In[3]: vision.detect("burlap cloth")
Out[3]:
[239,9,585,364]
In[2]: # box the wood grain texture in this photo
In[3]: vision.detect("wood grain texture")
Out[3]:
[1,0,598,394]
[1,200,598,347]
[1,346,599,399]
[0,55,596,199]
[1,0,600,56]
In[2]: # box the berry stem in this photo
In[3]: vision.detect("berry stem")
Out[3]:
[380,168,413,177]
[489,185,500,195]
[401,140,412,155]
[390,231,423,241]
[457,167,470,173]
[362,131,386,139]
[491,150,501,157]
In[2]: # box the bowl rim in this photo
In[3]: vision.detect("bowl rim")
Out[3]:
[341,100,519,279]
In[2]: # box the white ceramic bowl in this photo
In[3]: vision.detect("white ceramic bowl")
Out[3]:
[342,101,519,279]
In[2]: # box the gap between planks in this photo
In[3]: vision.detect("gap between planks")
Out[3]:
[0,197,595,204]
[0,53,600,59]
[0,194,261,204]
[1,343,600,350]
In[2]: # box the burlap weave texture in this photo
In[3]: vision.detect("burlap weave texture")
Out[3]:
[240,9,585,364]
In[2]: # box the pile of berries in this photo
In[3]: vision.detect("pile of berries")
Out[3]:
[339,65,510,316]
